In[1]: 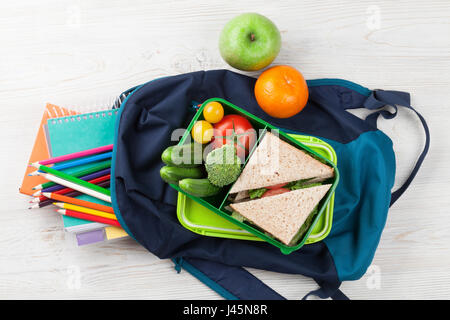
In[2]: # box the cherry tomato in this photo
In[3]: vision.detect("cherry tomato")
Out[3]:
[203,101,224,124]
[191,120,213,144]
[261,188,290,198]
[212,115,256,159]
[266,183,288,190]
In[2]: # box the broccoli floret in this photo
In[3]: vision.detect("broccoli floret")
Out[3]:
[205,144,242,187]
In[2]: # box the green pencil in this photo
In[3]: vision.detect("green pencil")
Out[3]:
[31,160,111,190]
[31,163,111,202]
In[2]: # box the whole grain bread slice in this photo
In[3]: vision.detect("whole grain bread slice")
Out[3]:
[229,131,334,194]
[229,184,332,245]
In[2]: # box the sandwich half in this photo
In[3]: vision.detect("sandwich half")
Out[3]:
[230,184,331,245]
[229,131,334,195]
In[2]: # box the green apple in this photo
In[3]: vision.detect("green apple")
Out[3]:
[219,13,281,71]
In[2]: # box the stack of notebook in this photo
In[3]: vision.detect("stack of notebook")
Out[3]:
[20,103,129,245]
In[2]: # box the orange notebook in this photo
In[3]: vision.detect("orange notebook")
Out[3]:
[19,103,78,196]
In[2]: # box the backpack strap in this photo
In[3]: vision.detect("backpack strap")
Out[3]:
[362,90,430,206]
[172,257,285,300]
[302,279,348,300]
[172,257,348,300]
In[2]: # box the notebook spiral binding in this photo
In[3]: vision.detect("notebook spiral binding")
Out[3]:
[49,109,120,125]
[113,91,132,109]
[48,90,132,120]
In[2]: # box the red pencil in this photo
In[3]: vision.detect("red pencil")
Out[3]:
[56,209,121,227]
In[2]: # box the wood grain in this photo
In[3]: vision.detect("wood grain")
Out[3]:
[1,0,449,299]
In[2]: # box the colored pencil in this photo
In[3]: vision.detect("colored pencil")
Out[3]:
[32,180,110,197]
[30,196,43,203]
[41,171,111,193]
[31,164,111,202]
[56,209,120,227]
[28,199,53,209]
[39,172,111,202]
[45,193,114,214]
[32,160,111,190]
[50,151,112,171]
[33,144,113,166]
[53,202,116,220]
[30,185,112,209]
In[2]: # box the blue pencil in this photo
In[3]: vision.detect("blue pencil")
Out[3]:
[49,152,113,171]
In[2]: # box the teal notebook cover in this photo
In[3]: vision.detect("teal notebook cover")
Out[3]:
[46,110,118,229]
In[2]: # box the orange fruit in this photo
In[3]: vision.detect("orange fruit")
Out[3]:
[254,65,309,118]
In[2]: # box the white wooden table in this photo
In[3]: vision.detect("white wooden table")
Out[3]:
[1,0,449,299]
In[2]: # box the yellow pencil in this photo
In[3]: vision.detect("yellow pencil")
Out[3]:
[53,202,117,221]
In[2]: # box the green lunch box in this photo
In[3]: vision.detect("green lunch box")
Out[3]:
[177,134,337,244]
[169,98,340,254]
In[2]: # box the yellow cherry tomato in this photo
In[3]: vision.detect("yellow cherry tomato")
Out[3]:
[191,120,214,144]
[203,101,224,124]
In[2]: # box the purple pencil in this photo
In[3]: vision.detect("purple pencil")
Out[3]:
[40,167,111,194]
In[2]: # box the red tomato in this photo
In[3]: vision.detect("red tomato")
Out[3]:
[212,115,257,159]
[261,188,290,198]
[266,183,288,190]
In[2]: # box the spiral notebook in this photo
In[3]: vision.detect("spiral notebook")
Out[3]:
[45,109,119,233]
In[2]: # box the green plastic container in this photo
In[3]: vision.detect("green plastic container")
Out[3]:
[169,98,340,254]
[177,134,337,244]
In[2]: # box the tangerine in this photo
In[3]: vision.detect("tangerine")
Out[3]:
[254,65,309,118]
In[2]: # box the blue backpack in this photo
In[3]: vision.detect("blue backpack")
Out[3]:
[110,70,429,299]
